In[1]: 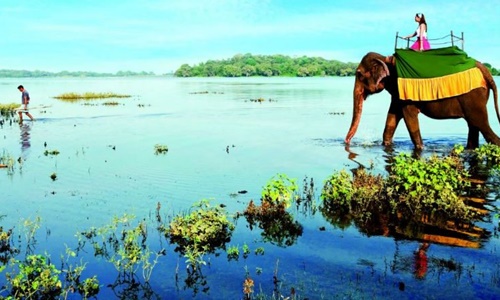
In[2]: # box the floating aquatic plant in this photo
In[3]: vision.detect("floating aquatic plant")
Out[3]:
[44,149,60,156]
[154,144,169,155]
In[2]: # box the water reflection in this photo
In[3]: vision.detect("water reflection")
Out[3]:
[0,227,19,265]
[19,122,32,156]
[390,240,466,284]
[243,200,303,247]
[326,156,491,250]
[108,274,161,300]
[414,242,430,279]
[344,145,363,168]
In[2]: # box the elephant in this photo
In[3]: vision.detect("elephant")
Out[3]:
[344,51,500,150]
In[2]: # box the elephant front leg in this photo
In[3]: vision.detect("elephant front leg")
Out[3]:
[402,104,424,150]
[382,101,403,146]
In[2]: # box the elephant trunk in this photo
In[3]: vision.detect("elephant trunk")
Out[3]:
[345,79,365,144]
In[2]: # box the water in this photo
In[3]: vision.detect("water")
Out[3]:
[0,77,499,299]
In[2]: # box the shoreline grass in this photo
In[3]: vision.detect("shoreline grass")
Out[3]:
[0,103,20,116]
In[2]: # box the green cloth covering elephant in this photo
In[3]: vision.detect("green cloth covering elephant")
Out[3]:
[393,46,486,101]
[394,46,476,78]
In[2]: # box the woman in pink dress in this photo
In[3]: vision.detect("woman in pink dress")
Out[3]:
[404,13,430,51]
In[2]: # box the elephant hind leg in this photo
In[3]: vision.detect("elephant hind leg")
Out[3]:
[466,124,479,149]
[463,97,500,147]
[482,130,500,146]
[466,115,500,147]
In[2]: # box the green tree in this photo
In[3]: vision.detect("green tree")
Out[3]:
[174,64,193,77]
[223,65,242,77]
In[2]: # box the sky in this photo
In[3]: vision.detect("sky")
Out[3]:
[1,0,499,74]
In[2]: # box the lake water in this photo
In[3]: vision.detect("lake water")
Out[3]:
[0,77,499,299]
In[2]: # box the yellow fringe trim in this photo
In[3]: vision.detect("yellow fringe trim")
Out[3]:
[398,67,486,101]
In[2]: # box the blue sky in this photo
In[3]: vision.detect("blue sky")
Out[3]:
[1,0,498,74]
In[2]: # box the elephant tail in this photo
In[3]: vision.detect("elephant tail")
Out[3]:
[489,70,500,125]
[477,61,500,125]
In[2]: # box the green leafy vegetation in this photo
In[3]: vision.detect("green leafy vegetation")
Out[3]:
[226,243,254,261]
[472,143,500,167]
[227,245,240,261]
[254,247,265,256]
[243,174,304,247]
[77,214,164,282]
[261,173,299,208]
[175,53,359,77]
[0,218,99,300]
[386,153,473,223]
[6,254,63,299]
[320,146,496,237]
[163,200,235,266]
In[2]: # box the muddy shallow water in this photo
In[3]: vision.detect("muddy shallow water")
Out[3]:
[1,77,499,299]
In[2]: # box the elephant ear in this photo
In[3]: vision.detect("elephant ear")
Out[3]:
[373,58,390,86]
[375,58,390,77]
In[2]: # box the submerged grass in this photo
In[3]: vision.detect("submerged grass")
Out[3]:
[53,92,131,102]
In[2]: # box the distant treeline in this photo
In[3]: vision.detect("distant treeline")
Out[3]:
[174,53,359,77]
[1,57,497,78]
[0,70,157,78]
[175,53,500,78]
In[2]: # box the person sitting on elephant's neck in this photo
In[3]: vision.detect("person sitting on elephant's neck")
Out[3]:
[403,13,430,51]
